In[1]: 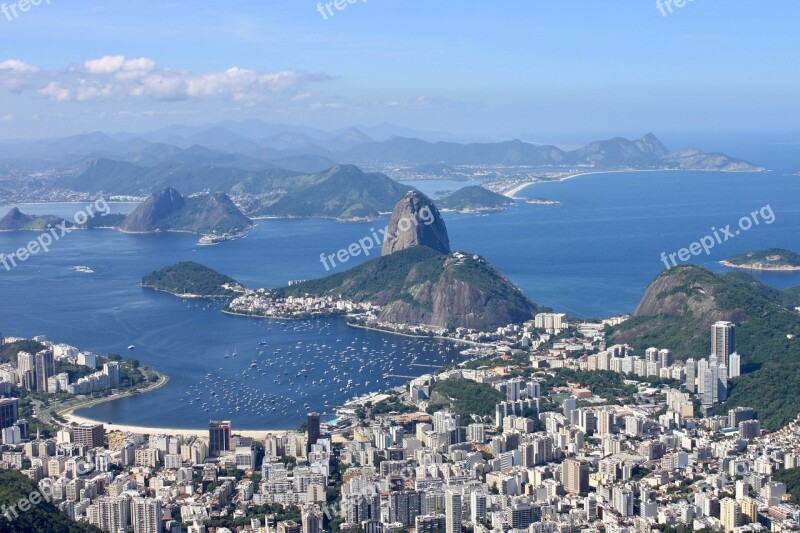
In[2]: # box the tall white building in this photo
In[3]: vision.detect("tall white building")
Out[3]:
[712,321,736,366]
[445,488,462,533]
[302,506,323,533]
[470,490,487,525]
[685,358,696,392]
[88,496,131,533]
[131,497,162,533]
[729,352,741,379]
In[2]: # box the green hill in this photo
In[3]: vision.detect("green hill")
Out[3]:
[437,186,515,212]
[274,246,543,331]
[252,165,413,220]
[142,261,239,297]
[722,248,800,271]
[610,266,800,429]
[0,339,46,364]
[0,208,66,231]
[119,187,253,236]
[0,470,103,532]
[63,158,299,196]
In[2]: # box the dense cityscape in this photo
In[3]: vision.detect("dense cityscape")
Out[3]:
[3,2,800,533]
[1,314,798,533]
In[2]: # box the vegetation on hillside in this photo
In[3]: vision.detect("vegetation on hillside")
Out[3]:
[142,261,238,297]
[611,266,800,429]
[438,186,514,211]
[0,470,103,532]
[253,165,412,220]
[429,378,505,423]
[0,340,46,364]
[774,467,800,503]
[724,248,800,269]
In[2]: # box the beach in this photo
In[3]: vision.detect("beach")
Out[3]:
[61,412,294,439]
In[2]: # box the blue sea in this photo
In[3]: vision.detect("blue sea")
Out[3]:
[1,167,799,429]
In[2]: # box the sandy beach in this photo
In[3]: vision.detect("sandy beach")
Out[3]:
[502,168,760,198]
[502,169,665,198]
[62,412,295,439]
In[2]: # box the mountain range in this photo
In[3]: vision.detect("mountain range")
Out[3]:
[0,123,763,177]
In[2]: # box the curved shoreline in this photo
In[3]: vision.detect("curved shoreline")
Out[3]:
[346,321,486,347]
[719,260,800,272]
[58,371,169,420]
[60,371,294,437]
[142,284,234,299]
[503,168,765,198]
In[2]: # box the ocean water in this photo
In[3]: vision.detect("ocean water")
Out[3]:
[1,169,799,428]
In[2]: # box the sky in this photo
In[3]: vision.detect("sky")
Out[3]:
[0,0,798,144]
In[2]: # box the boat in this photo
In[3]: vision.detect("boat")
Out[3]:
[128,345,135,350]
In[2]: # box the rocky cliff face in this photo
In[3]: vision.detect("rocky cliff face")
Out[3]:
[119,187,252,235]
[382,191,450,256]
[376,252,539,330]
[119,187,185,233]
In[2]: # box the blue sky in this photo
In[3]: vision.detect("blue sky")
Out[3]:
[0,0,798,143]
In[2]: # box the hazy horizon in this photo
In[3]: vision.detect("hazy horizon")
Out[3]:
[1,1,798,142]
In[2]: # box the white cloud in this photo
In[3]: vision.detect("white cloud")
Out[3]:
[0,56,330,103]
[0,114,13,123]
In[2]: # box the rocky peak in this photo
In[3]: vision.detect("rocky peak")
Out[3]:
[119,187,185,232]
[382,191,450,256]
[2,207,23,220]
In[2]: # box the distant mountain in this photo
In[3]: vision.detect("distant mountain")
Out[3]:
[382,191,450,255]
[274,193,542,331]
[119,187,253,236]
[122,143,274,171]
[341,137,568,166]
[263,154,339,174]
[340,133,764,171]
[609,265,800,429]
[663,149,765,172]
[63,159,299,196]
[319,128,374,152]
[438,186,516,212]
[566,133,668,166]
[0,207,65,231]
[252,165,413,220]
[143,261,240,297]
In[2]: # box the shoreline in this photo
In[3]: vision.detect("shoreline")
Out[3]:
[60,371,295,437]
[346,321,487,347]
[503,168,766,198]
[142,284,235,299]
[719,260,800,272]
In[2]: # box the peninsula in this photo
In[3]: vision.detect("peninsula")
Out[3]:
[720,248,800,271]
[142,261,243,298]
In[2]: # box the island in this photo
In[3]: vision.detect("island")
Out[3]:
[119,187,253,243]
[142,261,243,298]
[720,248,800,271]
[437,185,515,212]
[227,192,546,333]
[526,198,560,206]
[0,207,67,232]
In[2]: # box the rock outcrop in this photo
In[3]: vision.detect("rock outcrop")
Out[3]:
[382,191,450,256]
[119,187,252,236]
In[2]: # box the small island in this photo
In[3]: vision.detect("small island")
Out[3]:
[142,261,243,298]
[721,248,800,272]
[437,185,515,212]
[526,198,560,206]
